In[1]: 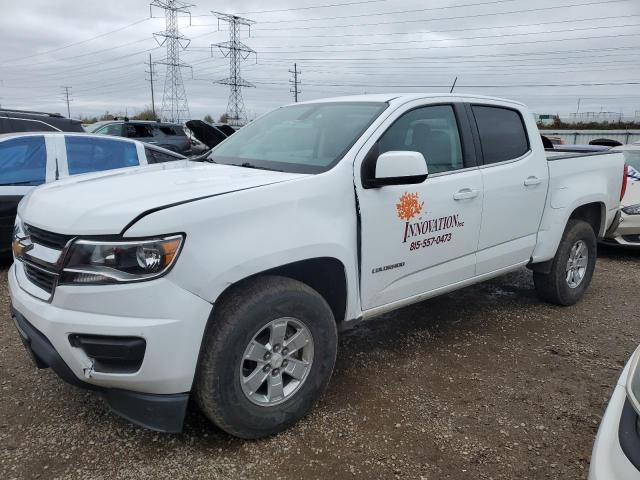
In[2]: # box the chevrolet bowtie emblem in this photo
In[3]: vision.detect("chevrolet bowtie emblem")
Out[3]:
[12,237,33,258]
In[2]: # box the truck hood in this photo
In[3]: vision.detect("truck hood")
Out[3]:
[185,120,228,149]
[19,160,306,235]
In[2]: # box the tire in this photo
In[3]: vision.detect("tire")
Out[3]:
[195,275,338,439]
[533,219,597,306]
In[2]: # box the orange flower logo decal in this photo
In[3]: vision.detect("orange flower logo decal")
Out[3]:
[396,192,424,220]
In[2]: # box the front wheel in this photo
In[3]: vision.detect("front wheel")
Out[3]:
[195,275,338,438]
[533,219,597,306]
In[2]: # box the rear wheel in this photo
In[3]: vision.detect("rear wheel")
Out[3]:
[533,219,597,306]
[195,275,338,439]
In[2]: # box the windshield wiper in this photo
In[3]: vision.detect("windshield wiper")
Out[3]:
[232,162,284,172]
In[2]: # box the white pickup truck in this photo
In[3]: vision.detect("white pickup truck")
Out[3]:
[9,94,627,438]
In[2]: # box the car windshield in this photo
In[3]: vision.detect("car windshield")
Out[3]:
[207,102,387,173]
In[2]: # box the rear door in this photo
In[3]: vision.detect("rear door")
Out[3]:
[356,101,483,310]
[469,103,548,275]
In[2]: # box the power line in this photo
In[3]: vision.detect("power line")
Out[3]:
[252,32,640,56]
[251,80,640,88]
[211,11,256,126]
[252,0,629,31]
[256,22,640,50]
[257,0,528,24]
[251,14,640,39]
[0,18,151,64]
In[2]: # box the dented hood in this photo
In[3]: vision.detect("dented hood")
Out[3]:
[19,160,305,235]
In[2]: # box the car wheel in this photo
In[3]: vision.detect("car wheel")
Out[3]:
[195,275,338,439]
[533,219,597,306]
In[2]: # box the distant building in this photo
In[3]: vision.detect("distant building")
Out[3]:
[534,114,559,126]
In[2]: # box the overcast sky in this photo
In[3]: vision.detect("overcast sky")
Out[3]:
[1,0,639,121]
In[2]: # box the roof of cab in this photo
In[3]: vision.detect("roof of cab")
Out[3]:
[295,93,526,107]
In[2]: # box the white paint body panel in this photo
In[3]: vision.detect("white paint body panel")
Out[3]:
[589,358,640,480]
[10,94,625,395]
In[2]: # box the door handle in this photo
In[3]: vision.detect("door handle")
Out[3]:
[524,176,542,186]
[453,188,479,200]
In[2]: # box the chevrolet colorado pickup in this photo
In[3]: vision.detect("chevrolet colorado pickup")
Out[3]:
[9,94,627,438]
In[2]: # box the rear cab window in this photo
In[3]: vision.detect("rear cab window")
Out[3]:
[65,137,139,175]
[0,136,47,186]
[471,105,530,164]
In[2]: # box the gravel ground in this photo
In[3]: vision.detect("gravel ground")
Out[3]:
[1,245,639,480]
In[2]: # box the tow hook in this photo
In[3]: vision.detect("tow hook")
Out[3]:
[83,361,95,379]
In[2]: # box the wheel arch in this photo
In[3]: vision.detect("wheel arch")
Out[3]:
[214,257,350,325]
[568,201,606,237]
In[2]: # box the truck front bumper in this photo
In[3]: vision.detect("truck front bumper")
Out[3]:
[8,263,213,432]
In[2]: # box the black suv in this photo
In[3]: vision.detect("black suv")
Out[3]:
[0,109,84,134]
[86,120,191,154]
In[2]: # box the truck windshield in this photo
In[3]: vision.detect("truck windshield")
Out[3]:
[207,102,387,173]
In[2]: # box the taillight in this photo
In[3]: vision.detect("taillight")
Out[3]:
[621,164,629,200]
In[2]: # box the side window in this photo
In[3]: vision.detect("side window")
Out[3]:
[378,105,464,174]
[9,118,57,133]
[145,147,182,164]
[98,123,124,136]
[125,124,153,138]
[159,126,177,136]
[472,106,529,164]
[0,136,47,186]
[65,137,139,175]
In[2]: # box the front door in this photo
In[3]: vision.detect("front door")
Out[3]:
[356,102,483,311]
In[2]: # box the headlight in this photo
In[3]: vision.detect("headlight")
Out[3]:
[626,345,640,415]
[622,204,640,215]
[11,215,31,260]
[60,235,184,285]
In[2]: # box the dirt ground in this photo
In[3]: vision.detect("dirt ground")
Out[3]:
[1,245,639,480]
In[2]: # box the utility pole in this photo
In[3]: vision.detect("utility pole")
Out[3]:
[61,86,72,118]
[211,11,256,126]
[289,63,301,102]
[145,53,157,118]
[150,0,192,123]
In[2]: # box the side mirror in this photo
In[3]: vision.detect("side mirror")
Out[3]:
[365,151,428,188]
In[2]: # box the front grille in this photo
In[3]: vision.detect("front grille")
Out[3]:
[25,224,73,250]
[24,263,57,294]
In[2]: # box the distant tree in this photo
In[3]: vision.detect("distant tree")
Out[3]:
[219,113,229,124]
[203,114,214,123]
[80,116,99,124]
[132,107,158,121]
[99,111,117,121]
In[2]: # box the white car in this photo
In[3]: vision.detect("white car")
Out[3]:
[9,94,626,437]
[0,132,185,254]
[590,346,640,479]
[604,144,640,247]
